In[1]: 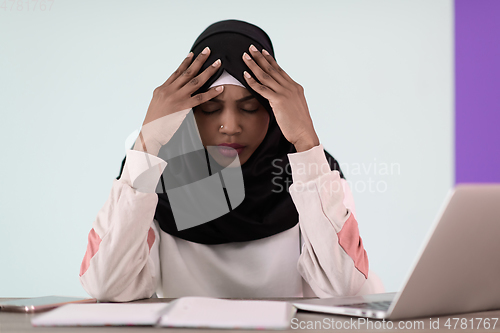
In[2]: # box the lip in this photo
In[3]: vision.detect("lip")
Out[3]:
[217,143,246,158]
[218,143,245,149]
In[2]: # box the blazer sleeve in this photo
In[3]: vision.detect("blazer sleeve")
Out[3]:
[288,144,369,298]
[79,150,167,302]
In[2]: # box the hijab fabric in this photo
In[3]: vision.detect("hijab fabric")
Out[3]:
[117,19,344,244]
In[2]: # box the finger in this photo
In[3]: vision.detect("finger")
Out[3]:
[179,58,222,96]
[174,46,211,87]
[187,86,224,109]
[162,52,194,86]
[242,70,275,101]
[248,45,289,86]
[260,48,296,84]
[242,52,281,93]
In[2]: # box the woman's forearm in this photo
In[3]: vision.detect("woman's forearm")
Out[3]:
[79,151,167,301]
[287,144,369,297]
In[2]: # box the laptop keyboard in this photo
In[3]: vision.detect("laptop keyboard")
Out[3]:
[341,301,392,311]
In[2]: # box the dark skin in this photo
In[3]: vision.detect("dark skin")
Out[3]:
[193,85,270,166]
[242,44,320,152]
[134,45,320,156]
[134,47,224,155]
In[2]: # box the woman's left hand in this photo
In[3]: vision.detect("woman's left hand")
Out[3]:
[242,44,320,152]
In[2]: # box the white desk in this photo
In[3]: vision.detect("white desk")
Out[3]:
[2,297,500,332]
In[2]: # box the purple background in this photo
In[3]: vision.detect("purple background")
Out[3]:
[455,0,500,183]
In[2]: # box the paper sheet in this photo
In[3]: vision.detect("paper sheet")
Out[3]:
[159,297,296,329]
[31,303,169,326]
[31,297,296,330]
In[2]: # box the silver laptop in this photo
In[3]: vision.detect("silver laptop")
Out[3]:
[293,184,500,320]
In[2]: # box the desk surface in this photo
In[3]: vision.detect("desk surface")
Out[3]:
[2,297,500,332]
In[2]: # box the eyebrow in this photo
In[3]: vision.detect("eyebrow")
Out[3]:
[210,95,256,103]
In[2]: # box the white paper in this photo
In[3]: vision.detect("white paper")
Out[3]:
[31,298,297,329]
[31,303,170,326]
[158,297,296,330]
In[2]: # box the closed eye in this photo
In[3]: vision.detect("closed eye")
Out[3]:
[201,109,220,114]
[242,108,258,113]
[201,108,258,114]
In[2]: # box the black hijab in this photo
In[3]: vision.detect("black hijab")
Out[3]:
[117,19,344,244]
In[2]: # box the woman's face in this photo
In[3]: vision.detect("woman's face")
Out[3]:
[193,85,270,166]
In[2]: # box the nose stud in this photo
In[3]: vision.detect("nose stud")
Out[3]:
[220,125,224,129]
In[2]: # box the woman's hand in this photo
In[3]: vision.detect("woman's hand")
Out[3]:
[135,47,223,155]
[242,45,320,152]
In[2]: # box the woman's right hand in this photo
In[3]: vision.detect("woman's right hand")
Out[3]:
[134,47,223,155]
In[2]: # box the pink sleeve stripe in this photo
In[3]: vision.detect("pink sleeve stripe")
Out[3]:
[337,214,369,279]
[147,227,155,252]
[79,228,102,277]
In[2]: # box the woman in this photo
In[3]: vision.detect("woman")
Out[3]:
[79,19,370,301]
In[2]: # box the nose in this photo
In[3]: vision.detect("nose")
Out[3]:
[219,107,242,136]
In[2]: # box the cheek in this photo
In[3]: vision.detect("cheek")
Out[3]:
[256,113,270,141]
[193,113,215,144]
[246,112,269,147]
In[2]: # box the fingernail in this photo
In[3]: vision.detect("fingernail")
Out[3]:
[243,52,251,60]
[202,46,210,55]
[243,71,251,79]
[212,59,221,67]
[187,51,193,58]
[249,44,258,52]
[262,49,270,56]
[215,86,224,92]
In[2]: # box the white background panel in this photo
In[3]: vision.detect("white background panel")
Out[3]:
[0,0,453,297]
